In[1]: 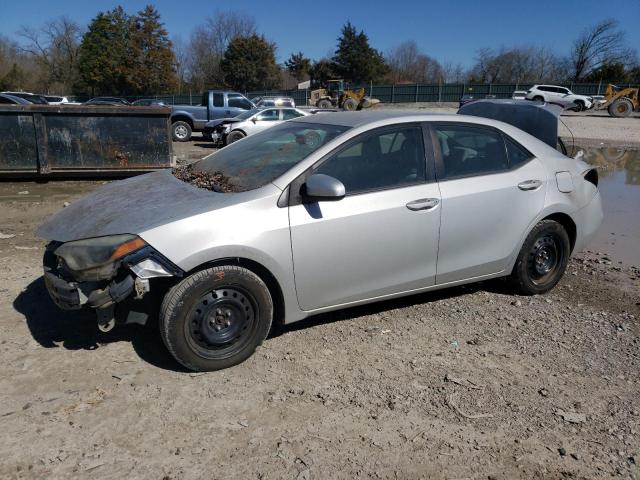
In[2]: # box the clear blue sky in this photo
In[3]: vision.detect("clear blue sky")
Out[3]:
[1,0,639,67]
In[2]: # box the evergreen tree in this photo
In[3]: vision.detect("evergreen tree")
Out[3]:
[308,59,335,87]
[129,5,177,94]
[332,22,388,84]
[77,7,131,95]
[220,35,280,91]
[284,52,311,81]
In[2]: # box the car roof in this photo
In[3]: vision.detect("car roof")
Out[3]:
[289,110,457,127]
[0,93,31,104]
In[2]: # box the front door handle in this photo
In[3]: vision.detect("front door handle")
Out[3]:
[518,179,542,191]
[406,198,440,211]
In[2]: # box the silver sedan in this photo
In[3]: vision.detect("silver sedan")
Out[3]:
[38,110,603,371]
[208,107,308,145]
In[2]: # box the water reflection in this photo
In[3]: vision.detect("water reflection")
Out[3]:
[572,145,640,186]
[572,145,640,265]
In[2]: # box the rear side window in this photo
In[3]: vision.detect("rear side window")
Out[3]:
[504,136,533,168]
[282,109,303,120]
[212,93,223,107]
[434,125,508,179]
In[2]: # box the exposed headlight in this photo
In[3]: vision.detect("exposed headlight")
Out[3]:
[55,234,146,272]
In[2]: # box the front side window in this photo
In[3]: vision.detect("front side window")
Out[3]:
[256,109,279,121]
[434,125,508,179]
[228,94,253,109]
[315,125,426,195]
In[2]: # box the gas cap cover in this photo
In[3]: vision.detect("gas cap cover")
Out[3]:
[555,171,574,193]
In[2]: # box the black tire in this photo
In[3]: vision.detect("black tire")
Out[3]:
[317,99,333,109]
[509,220,570,295]
[608,98,633,118]
[226,130,245,145]
[533,96,544,103]
[571,100,584,112]
[172,121,192,142]
[202,132,213,142]
[160,266,273,372]
[342,98,358,111]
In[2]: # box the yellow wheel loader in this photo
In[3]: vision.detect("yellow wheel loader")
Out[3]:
[308,79,380,110]
[597,84,639,118]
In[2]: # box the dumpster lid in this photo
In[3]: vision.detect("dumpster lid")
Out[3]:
[457,99,562,149]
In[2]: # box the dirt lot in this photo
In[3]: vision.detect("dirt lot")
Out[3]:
[1,111,639,479]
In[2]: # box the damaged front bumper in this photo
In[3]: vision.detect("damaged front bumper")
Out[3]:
[43,245,182,331]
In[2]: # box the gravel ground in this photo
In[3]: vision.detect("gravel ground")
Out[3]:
[0,107,638,479]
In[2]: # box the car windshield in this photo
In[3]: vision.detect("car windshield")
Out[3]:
[183,121,349,192]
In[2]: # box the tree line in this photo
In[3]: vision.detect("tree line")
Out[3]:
[0,5,638,96]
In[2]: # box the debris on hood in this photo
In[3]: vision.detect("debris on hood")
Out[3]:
[172,164,236,193]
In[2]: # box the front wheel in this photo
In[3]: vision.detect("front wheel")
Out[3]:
[509,220,570,295]
[226,130,245,145]
[160,266,273,371]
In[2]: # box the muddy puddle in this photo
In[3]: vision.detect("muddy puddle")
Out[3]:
[574,145,640,265]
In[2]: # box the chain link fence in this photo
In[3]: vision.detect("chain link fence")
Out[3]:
[69,82,638,106]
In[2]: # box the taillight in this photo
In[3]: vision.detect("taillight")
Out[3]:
[584,168,598,187]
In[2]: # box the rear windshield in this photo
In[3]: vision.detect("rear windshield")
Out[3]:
[188,122,349,192]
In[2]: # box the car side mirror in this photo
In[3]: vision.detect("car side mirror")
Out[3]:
[303,174,345,201]
[252,118,257,123]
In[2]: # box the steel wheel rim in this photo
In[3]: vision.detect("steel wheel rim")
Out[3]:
[175,125,188,139]
[186,287,257,357]
[527,234,562,284]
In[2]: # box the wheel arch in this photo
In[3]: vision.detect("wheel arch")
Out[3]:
[187,257,286,326]
[171,114,194,128]
[541,212,577,253]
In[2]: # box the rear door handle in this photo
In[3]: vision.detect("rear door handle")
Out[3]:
[406,198,440,211]
[518,179,542,191]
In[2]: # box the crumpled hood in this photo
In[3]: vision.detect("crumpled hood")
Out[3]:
[37,170,236,242]
[204,117,238,129]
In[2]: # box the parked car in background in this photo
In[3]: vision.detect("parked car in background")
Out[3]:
[525,85,593,111]
[85,97,132,106]
[0,93,32,105]
[170,90,255,142]
[251,96,296,108]
[38,110,603,372]
[1,91,49,104]
[44,95,70,105]
[511,90,528,100]
[133,98,167,106]
[204,107,309,145]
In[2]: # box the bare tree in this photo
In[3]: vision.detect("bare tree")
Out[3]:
[470,46,567,83]
[570,19,635,81]
[17,16,82,92]
[186,11,256,90]
[386,40,443,83]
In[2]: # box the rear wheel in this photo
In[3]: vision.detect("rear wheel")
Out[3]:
[608,98,633,118]
[160,266,273,371]
[317,99,333,109]
[172,121,192,142]
[509,220,570,295]
[226,130,245,145]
